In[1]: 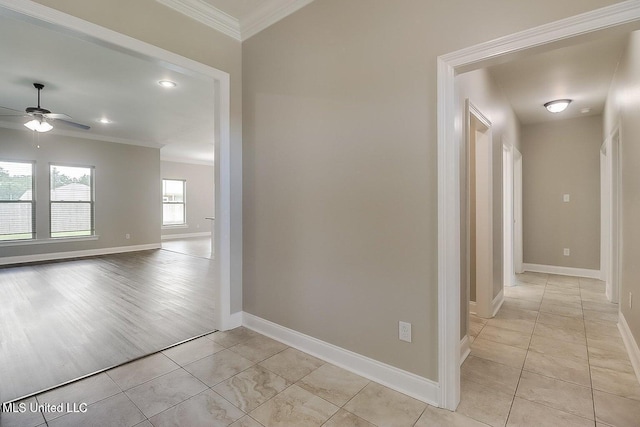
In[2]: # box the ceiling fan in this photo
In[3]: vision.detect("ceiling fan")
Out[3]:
[0,83,90,132]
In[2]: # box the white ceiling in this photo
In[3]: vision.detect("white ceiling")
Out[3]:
[488,34,629,125]
[0,11,215,164]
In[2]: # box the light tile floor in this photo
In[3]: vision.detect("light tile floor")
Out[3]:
[462,272,640,427]
[1,272,638,427]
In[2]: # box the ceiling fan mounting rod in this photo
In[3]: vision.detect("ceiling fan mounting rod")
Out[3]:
[33,83,44,108]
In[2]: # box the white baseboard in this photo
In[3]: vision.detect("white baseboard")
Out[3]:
[522,263,601,279]
[242,312,439,406]
[161,232,211,240]
[618,311,640,386]
[222,311,243,331]
[493,289,504,317]
[0,243,162,266]
[469,301,476,315]
[468,292,502,318]
[460,335,471,365]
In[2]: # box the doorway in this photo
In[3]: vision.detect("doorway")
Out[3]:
[0,0,233,331]
[503,144,514,287]
[502,144,523,283]
[437,2,640,410]
[602,128,622,303]
[467,101,493,319]
[513,149,524,274]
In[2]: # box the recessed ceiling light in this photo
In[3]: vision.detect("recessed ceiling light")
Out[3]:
[98,118,112,124]
[158,80,177,88]
[580,107,591,114]
[544,99,572,113]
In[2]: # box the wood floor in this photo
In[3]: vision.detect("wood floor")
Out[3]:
[162,236,213,259]
[0,249,215,404]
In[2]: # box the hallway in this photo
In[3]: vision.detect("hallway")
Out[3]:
[461,272,640,426]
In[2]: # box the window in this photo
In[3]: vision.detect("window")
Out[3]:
[50,164,94,238]
[162,179,186,226]
[0,160,35,241]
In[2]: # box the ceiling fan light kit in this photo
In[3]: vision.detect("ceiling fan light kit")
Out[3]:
[24,118,52,132]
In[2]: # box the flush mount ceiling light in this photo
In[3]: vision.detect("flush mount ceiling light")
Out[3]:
[158,80,177,88]
[544,99,572,113]
[24,118,53,132]
[98,118,112,124]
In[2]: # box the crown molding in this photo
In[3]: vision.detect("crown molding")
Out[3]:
[241,0,316,40]
[155,0,315,41]
[156,0,241,41]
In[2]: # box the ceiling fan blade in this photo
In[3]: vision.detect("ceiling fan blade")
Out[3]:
[0,113,28,117]
[0,106,25,114]
[43,113,72,120]
[55,118,90,130]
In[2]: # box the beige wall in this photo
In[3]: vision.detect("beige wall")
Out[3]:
[28,0,244,312]
[243,0,620,379]
[521,116,602,270]
[0,128,160,256]
[160,161,214,237]
[604,30,640,350]
[456,68,521,337]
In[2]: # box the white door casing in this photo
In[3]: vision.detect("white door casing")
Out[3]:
[513,148,524,274]
[503,144,515,287]
[603,128,622,303]
[467,101,493,319]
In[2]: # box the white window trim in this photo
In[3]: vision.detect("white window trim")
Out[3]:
[162,178,187,227]
[49,163,96,238]
[0,159,35,242]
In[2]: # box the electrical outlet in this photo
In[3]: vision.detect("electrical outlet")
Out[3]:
[125,233,131,240]
[399,321,412,343]
[563,248,570,256]
[563,194,570,202]
[630,292,633,309]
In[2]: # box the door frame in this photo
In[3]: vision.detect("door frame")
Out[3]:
[503,143,514,287]
[0,0,236,330]
[602,127,622,303]
[466,100,493,318]
[513,148,524,275]
[437,1,640,410]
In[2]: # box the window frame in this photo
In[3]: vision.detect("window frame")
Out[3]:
[49,163,95,239]
[0,159,36,241]
[162,178,187,227]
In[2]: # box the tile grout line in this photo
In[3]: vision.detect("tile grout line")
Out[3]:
[40,331,246,426]
[135,331,267,425]
[504,276,547,426]
[580,278,598,425]
[465,274,613,425]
